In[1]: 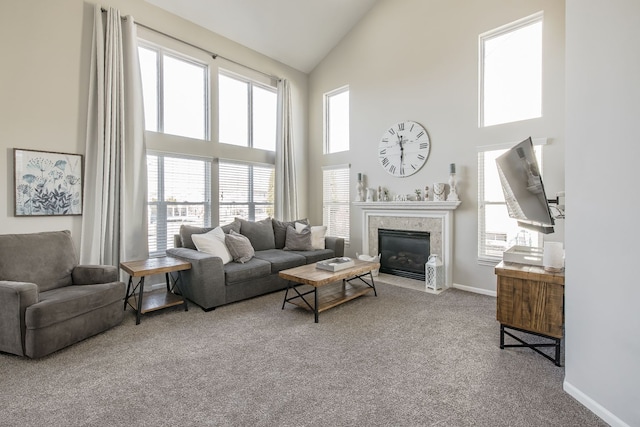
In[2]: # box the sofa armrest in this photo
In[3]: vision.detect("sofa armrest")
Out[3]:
[72,265,119,285]
[324,236,345,257]
[0,281,39,356]
[166,247,226,310]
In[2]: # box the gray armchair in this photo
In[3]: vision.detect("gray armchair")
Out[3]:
[0,230,125,358]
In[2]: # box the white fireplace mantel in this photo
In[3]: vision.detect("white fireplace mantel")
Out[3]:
[353,200,461,288]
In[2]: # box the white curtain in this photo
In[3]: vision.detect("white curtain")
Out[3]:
[80,5,148,266]
[275,79,298,221]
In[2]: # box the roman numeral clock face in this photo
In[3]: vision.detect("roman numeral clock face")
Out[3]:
[378,121,430,177]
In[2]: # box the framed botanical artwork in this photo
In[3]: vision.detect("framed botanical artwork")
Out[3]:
[13,148,84,216]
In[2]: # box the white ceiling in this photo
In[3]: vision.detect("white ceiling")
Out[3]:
[145,0,380,73]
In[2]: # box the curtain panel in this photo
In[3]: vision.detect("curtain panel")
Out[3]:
[275,79,298,221]
[80,5,148,266]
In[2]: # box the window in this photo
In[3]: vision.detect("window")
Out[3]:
[147,153,211,256]
[324,86,349,153]
[322,166,350,244]
[479,12,542,127]
[219,161,274,224]
[478,144,543,262]
[218,71,277,150]
[138,44,208,139]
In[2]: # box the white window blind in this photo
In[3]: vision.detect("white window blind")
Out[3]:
[147,153,211,256]
[219,161,274,224]
[322,166,350,244]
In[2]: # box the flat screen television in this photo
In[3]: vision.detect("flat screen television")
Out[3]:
[495,137,555,234]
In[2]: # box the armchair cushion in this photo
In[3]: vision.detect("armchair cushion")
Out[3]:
[72,265,118,285]
[26,282,124,329]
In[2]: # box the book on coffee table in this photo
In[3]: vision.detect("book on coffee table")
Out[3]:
[316,257,355,272]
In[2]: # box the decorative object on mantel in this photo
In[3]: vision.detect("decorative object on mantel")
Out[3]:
[378,120,430,177]
[447,163,460,202]
[355,173,364,202]
[425,254,444,291]
[414,189,422,201]
[433,183,447,202]
[13,148,83,216]
[424,185,430,201]
[366,187,374,202]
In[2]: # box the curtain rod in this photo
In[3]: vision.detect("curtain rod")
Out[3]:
[100,8,280,81]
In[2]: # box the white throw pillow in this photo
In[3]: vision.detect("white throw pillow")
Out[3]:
[191,227,232,264]
[295,222,327,250]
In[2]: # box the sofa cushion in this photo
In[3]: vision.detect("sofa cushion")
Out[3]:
[287,248,336,264]
[225,230,255,263]
[0,230,77,292]
[238,218,275,251]
[220,218,241,234]
[272,218,308,249]
[253,249,306,273]
[284,225,313,251]
[179,225,214,250]
[25,282,125,329]
[224,257,271,285]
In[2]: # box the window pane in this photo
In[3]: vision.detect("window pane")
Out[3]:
[219,74,249,146]
[138,47,158,132]
[219,161,274,223]
[252,85,277,151]
[163,55,206,139]
[326,89,349,153]
[323,167,350,243]
[482,17,542,127]
[147,154,211,256]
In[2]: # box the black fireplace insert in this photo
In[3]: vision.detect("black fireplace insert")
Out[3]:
[378,228,430,280]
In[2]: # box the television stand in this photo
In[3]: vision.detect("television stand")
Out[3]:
[495,261,564,366]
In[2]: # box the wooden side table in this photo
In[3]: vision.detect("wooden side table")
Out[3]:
[495,261,565,366]
[120,257,192,324]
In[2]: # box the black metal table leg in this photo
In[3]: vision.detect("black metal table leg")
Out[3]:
[135,277,145,325]
[124,276,133,310]
[314,286,319,323]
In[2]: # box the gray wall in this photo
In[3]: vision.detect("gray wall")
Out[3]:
[308,0,566,294]
[565,1,639,426]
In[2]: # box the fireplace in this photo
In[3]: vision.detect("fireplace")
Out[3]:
[378,229,430,280]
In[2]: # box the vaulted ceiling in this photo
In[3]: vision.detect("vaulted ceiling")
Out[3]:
[145,0,380,73]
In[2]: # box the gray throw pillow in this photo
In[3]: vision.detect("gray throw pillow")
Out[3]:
[272,218,308,249]
[220,218,241,234]
[284,224,313,251]
[225,230,255,263]
[238,217,275,251]
[180,224,214,250]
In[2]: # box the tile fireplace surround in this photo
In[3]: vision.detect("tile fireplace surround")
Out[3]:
[353,201,461,288]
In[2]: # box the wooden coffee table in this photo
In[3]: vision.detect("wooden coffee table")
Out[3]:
[280,259,380,323]
[120,257,191,324]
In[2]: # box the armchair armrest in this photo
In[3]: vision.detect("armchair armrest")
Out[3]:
[166,247,226,310]
[0,281,38,356]
[324,236,345,257]
[72,265,119,285]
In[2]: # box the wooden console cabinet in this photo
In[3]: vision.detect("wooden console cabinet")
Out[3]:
[495,261,565,366]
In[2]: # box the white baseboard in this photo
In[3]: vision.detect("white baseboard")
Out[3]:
[452,282,496,297]
[563,380,631,427]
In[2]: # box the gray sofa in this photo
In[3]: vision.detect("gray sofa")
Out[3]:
[166,218,344,311]
[0,230,125,358]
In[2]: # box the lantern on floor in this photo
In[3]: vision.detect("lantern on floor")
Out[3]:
[425,254,444,291]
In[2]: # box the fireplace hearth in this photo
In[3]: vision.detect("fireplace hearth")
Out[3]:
[378,229,430,281]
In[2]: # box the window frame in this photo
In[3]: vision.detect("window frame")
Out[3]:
[479,11,543,128]
[217,69,277,151]
[323,85,350,154]
[218,159,275,224]
[322,165,351,245]
[477,138,547,265]
[147,151,212,257]
[138,40,210,140]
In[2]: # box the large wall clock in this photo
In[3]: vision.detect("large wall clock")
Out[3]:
[378,120,430,177]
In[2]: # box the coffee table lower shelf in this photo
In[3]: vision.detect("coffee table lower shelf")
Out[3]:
[286,281,374,314]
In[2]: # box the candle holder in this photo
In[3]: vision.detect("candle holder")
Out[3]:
[447,173,459,201]
[355,177,364,202]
